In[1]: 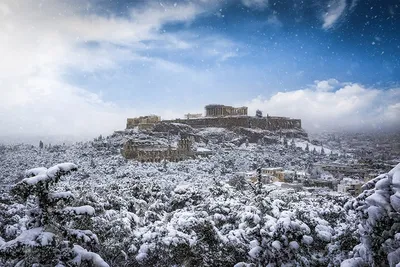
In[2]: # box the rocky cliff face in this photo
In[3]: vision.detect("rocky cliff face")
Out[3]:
[151,122,308,145]
[233,128,279,144]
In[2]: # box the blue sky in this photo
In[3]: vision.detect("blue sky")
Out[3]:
[0,0,399,141]
[70,0,400,106]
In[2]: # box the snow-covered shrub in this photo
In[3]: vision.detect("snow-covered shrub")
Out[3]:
[342,163,400,267]
[0,163,109,267]
[168,184,204,211]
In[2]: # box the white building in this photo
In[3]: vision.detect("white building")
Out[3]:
[337,177,364,196]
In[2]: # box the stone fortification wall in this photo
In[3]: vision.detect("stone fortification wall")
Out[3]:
[127,115,160,129]
[162,116,301,131]
[249,117,267,129]
[266,117,301,130]
[126,104,301,131]
[163,117,250,129]
[122,138,194,162]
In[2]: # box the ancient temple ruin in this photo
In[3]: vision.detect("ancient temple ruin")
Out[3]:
[205,104,248,117]
[126,115,160,130]
[126,104,302,131]
[122,137,193,162]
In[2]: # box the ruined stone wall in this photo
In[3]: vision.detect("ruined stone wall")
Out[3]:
[248,117,267,129]
[122,138,194,162]
[205,105,248,117]
[291,119,301,128]
[126,114,301,131]
[163,117,250,129]
[185,113,203,119]
[267,117,301,130]
[162,116,301,131]
[127,115,161,129]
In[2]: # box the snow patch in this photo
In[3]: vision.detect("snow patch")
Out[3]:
[248,245,262,258]
[25,167,47,177]
[340,257,364,267]
[72,245,109,267]
[289,241,299,250]
[301,235,313,245]
[64,206,95,216]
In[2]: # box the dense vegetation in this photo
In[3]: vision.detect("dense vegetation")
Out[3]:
[0,130,399,266]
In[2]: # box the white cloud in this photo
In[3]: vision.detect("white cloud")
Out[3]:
[322,0,347,29]
[0,0,396,144]
[314,78,340,92]
[242,0,269,10]
[0,0,209,142]
[245,80,400,131]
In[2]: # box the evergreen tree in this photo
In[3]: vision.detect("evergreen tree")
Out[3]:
[283,137,288,148]
[305,143,309,152]
[39,140,44,149]
[342,164,400,267]
[290,139,296,149]
[0,163,109,267]
[90,159,96,168]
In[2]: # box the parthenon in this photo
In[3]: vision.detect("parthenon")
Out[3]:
[205,104,248,117]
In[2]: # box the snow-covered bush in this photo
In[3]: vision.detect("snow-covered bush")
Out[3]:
[0,130,384,266]
[0,163,109,267]
[342,163,400,267]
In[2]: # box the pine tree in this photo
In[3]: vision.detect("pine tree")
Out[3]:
[283,137,288,148]
[39,140,44,149]
[90,159,96,168]
[0,163,109,267]
[290,139,296,149]
[305,143,309,152]
[342,164,400,266]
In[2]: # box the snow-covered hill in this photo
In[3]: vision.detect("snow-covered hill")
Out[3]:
[0,127,398,266]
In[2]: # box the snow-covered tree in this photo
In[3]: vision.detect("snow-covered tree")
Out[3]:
[342,163,400,267]
[283,137,288,148]
[0,163,109,267]
[290,139,296,149]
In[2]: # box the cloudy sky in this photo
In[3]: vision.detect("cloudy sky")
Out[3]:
[0,0,399,142]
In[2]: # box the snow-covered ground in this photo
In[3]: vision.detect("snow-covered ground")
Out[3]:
[295,139,335,154]
[0,129,398,267]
